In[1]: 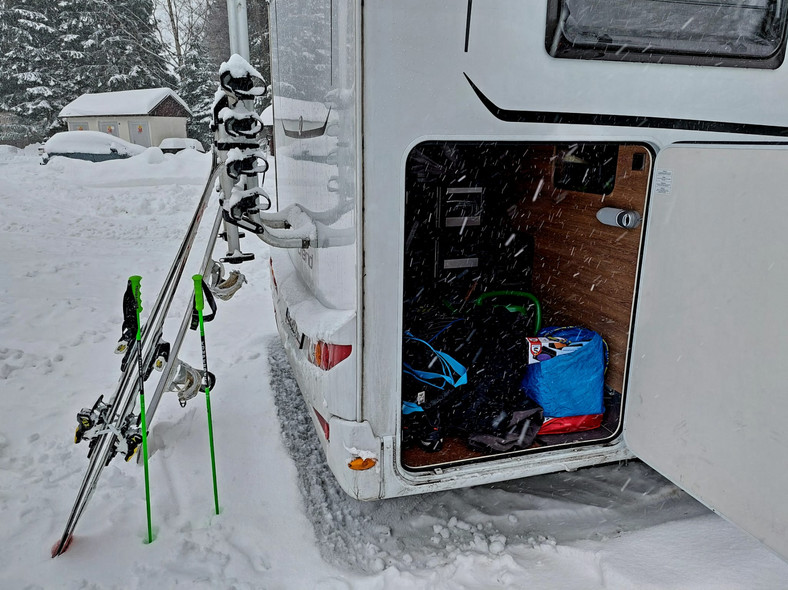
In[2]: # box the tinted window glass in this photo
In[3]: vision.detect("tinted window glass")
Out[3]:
[547,0,788,68]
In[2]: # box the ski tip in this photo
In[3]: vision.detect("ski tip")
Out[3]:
[51,534,73,558]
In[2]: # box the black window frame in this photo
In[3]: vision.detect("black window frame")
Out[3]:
[545,0,788,69]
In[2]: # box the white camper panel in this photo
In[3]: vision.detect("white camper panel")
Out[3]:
[266,0,788,527]
[626,145,788,561]
[361,0,788,498]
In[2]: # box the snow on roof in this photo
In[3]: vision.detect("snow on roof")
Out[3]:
[59,88,191,118]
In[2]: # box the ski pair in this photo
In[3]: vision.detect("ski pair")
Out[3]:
[51,156,223,558]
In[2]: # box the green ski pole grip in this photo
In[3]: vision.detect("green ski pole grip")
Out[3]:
[129,275,142,313]
[192,275,204,312]
[129,275,142,340]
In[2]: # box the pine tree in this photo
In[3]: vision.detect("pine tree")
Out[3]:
[0,0,62,141]
[0,2,19,113]
[97,0,176,91]
[56,0,106,98]
[177,42,217,146]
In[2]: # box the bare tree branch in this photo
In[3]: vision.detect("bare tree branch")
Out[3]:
[152,0,210,70]
[164,0,183,67]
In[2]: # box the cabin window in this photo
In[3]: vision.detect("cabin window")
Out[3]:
[546,0,788,69]
[67,121,91,132]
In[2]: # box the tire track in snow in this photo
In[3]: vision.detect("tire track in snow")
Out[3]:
[267,338,709,574]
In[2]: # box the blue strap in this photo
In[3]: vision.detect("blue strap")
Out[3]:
[403,332,468,390]
[402,401,424,415]
[427,318,464,344]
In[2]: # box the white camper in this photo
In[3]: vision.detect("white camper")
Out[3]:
[262,0,788,562]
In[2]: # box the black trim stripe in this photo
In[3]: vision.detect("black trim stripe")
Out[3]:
[464,73,788,138]
[464,0,472,53]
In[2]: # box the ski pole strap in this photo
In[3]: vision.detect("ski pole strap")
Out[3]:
[403,332,468,390]
[122,278,140,338]
[190,278,217,330]
[129,276,142,340]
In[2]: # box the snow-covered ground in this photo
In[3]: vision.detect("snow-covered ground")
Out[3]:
[1,146,787,589]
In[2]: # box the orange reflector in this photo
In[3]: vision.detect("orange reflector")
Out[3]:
[348,457,377,471]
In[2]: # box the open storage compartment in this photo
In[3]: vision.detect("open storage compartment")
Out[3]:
[401,141,652,470]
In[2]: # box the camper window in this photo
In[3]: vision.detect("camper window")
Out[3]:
[546,0,788,69]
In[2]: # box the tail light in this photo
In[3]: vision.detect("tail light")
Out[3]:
[310,341,352,371]
[312,407,330,441]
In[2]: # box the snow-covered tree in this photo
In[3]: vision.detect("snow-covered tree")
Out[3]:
[56,0,105,96]
[96,0,177,91]
[177,41,217,146]
[0,0,180,143]
[0,0,270,145]
[0,1,62,141]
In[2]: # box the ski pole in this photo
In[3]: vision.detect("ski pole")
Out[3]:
[129,276,153,544]
[193,275,220,515]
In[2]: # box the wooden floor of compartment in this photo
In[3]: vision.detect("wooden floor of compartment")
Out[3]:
[401,392,622,470]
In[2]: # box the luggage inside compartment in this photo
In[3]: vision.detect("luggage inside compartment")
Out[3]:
[401,141,650,470]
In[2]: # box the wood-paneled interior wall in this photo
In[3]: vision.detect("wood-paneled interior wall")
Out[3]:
[512,145,652,392]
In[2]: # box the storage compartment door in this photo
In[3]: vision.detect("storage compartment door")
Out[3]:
[626,145,788,561]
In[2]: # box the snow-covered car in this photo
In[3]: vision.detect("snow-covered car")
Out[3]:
[158,137,205,154]
[41,131,145,164]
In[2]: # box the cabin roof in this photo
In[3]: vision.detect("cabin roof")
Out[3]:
[59,88,191,118]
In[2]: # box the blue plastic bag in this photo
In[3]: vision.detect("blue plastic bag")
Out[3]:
[521,326,606,418]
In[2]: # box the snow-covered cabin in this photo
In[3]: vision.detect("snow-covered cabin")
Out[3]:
[58,88,192,148]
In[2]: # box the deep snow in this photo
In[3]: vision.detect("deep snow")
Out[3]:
[1,146,787,589]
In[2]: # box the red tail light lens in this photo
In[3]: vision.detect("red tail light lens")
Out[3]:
[312,407,330,441]
[313,342,352,370]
